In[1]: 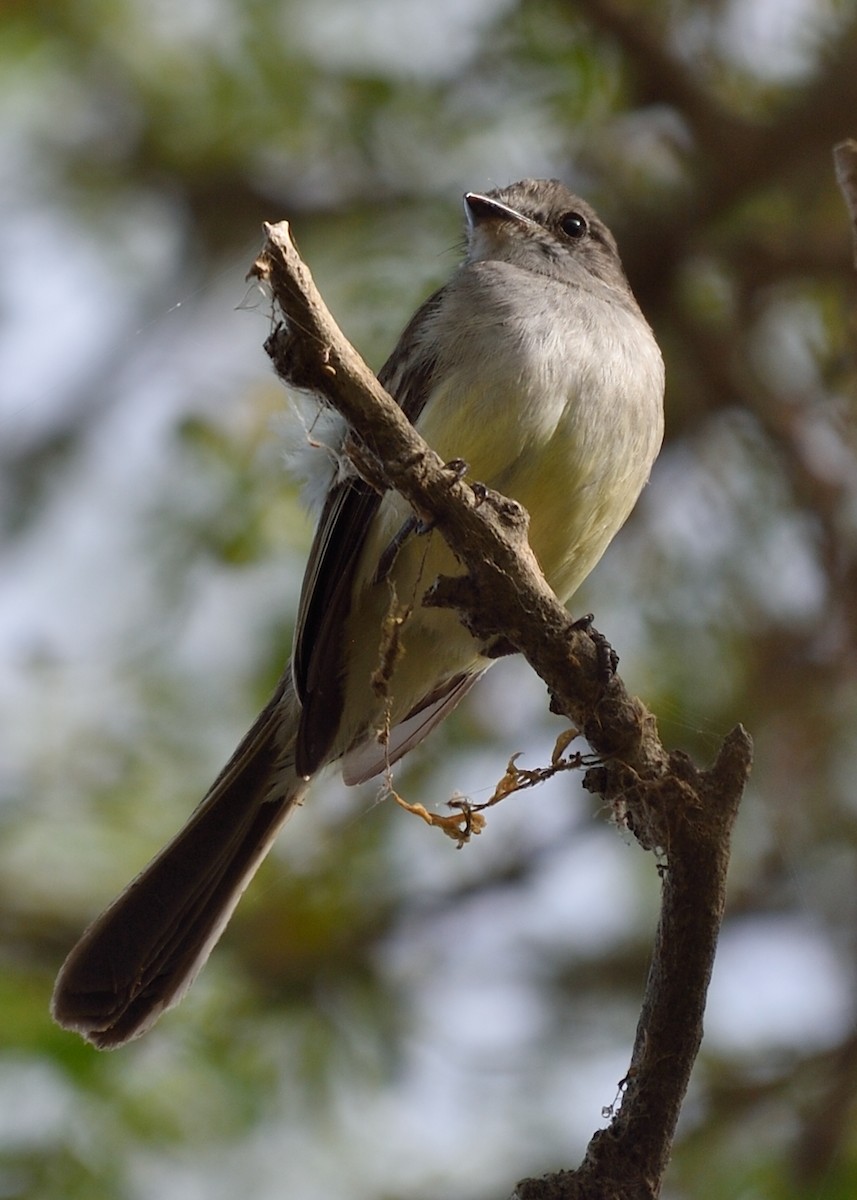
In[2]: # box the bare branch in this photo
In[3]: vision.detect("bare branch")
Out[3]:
[515,729,750,1200]
[249,222,752,1198]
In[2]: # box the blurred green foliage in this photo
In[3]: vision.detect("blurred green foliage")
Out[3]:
[2,0,857,1197]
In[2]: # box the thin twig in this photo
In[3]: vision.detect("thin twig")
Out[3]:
[834,139,857,267]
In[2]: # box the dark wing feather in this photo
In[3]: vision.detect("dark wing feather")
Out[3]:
[293,288,446,777]
[292,477,380,776]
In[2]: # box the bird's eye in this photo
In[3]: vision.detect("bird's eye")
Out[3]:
[560,212,587,239]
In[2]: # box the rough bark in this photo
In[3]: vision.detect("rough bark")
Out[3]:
[249,223,753,1198]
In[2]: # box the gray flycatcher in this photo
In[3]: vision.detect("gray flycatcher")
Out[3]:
[52,179,665,1048]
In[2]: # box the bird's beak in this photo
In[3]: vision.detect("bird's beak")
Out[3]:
[464,192,531,229]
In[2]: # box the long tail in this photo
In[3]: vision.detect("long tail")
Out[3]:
[51,681,306,1049]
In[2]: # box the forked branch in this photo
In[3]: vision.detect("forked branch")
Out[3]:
[249,223,752,1199]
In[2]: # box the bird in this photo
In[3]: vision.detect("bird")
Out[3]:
[52,178,665,1048]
